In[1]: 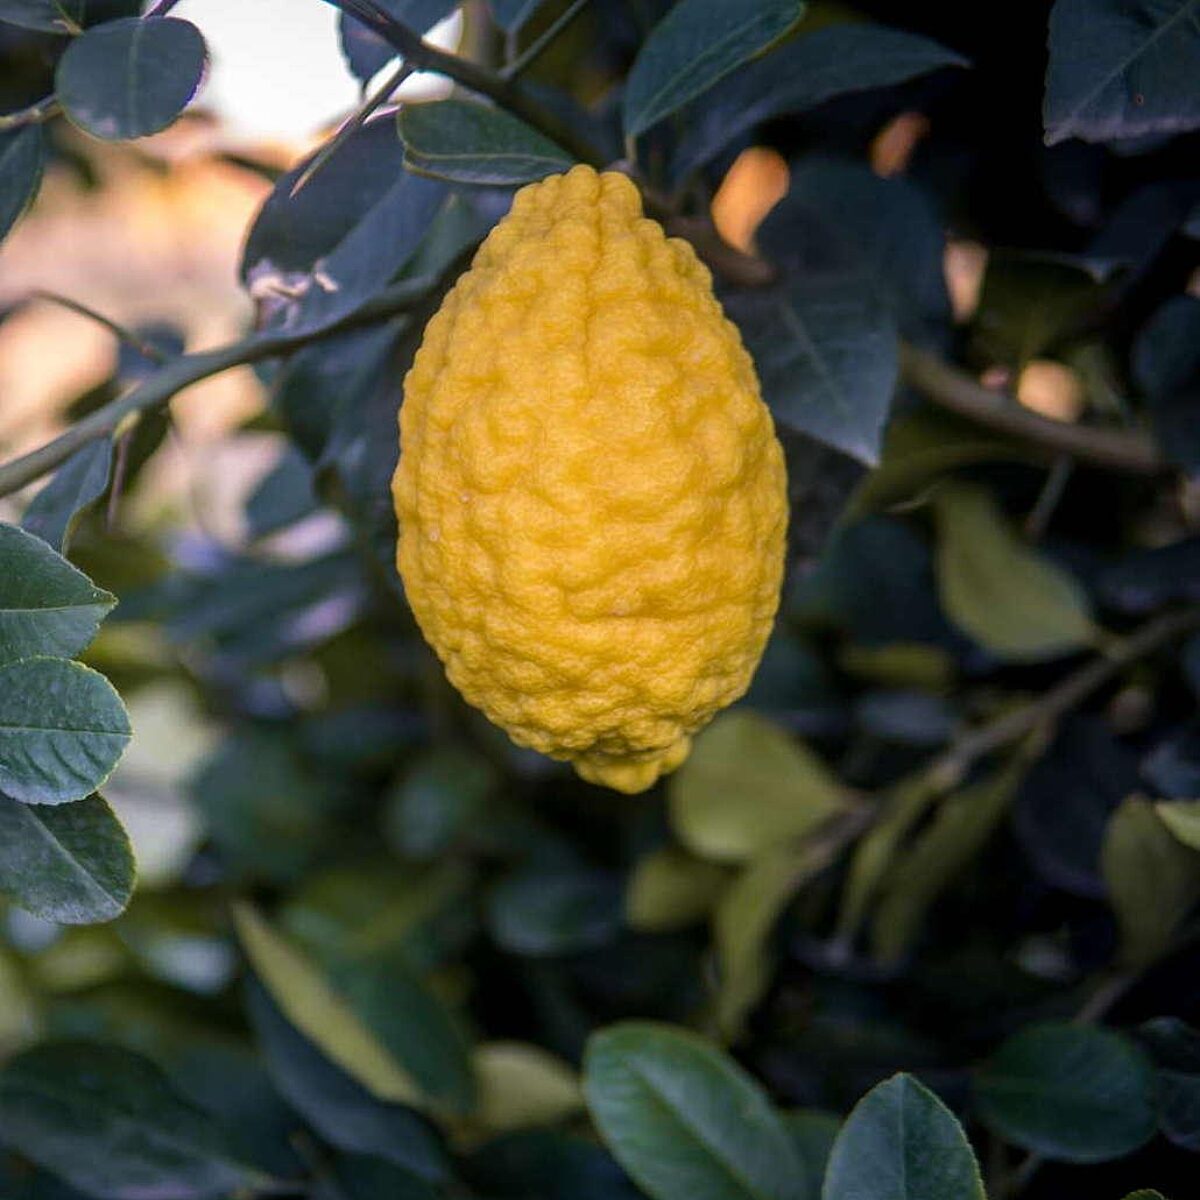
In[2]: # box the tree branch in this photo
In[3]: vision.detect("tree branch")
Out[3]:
[0,97,60,132]
[333,0,605,167]
[0,275,436,499]
[899,341,1166,476]
[927,606,1200,792]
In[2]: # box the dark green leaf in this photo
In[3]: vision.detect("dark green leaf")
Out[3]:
[727,269,897,464]
[823,1073,984,1200]
[237,903,477,1117]
[188,732,338,882]
[1045,0,1200,145]
[246,979,449,1178]
[385,745,497,859]
[583,1021,809,1200]
[1133,295,1200,471]
[244,447,318,540]
[1139,1017,1200,1151]
[673,24,966,179]
[0,126,45,243]
[0,658,131,806]
[463,1130,641,1200]
[0,0,82,33]
[55,17,208,140]
[975,1023,1157,1162]
[487,866,623,956]
[758,161,949,345]
[244,116,446,334]
[0,1040,271,1199]
[22,439,114,553]
[487,0,543,31]
[623,0,805,138]
[0,523,116,665]
[0,792,133,924]
[399,98,575,184]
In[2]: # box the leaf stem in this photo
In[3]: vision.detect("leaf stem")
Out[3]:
[27,291,169,364]
[290,59,416,198]
[0,97,60,132]
[500,0,592,80]
[332,0,605,166]
[0,274,437,499]
[926,606,1200,793]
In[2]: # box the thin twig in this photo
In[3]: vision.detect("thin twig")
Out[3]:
[0,274,437,499]
[143,0,184,15]
[899,342,1165,476]
[927,606,1200,792]
[334,0,604,166]
[0,97,60,132]
[290,60,416,198]
[500,0,592,80]
[28,291,168,365]
[1023,455,1073,541]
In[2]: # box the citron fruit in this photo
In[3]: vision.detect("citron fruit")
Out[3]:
[393,164,787,793]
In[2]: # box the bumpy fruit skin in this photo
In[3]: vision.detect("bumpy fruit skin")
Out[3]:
[393,165,787,793]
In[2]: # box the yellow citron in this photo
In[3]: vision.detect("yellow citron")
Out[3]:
[393,164,788,793]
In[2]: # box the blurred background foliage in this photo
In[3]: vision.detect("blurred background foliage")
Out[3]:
[0,2,1199,1199]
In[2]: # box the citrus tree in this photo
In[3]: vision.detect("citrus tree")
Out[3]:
[0,2,1199,1199]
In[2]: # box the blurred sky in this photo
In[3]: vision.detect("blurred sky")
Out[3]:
[172,0,460,143]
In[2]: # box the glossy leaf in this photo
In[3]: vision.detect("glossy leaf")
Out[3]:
[823,1073,984,1200]
[1139,1017,1200,1151]
[1156,799,1200,850]
[475,1042,584,1133]
[727,268,898,465]
[0,0,82,32]
[245,980,449,1177]
[623,0,804,138]
[625,847,728,933]
[0,1040,270,1199]
[56,17,208,140]
[934,482,1095,660]
[1045,0,1200,145]
[669,712,845,863]
[0,658,131,806]
[584,1021,810,1200]
[758,160,949,345]
[0,126,44,244]
[243,116,446,334]
[399,98,576,184]
[673,23,966,179]
[0,523,116,665]
[22,439,114,554]
[1101,795,1200,969]
[0,792,133,925]
[975,1023,1157,1162]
